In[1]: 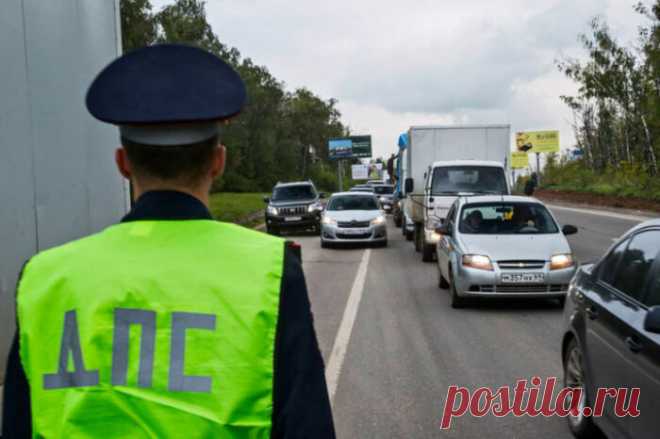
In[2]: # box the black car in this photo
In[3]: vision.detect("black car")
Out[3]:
[264,181,325,235]
[562,219,660,439]
[372,184,394,213]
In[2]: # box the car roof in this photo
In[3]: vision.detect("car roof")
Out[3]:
[458,195,544,205]
[331,191,377,197]
[618,218,660,237]
[431,160,504,168]
[274,181,315,188]
[373,184,393,188]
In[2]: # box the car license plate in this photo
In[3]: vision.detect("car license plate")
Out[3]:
[284,216,302,222]
[341,228,369,235]
[501,273,545,284]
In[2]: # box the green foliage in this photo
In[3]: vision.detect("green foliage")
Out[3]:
[208,192,267,224]
[121,0,158,51]
[557,1,660,177]
[119,0,348,193]
[542,157,660,200]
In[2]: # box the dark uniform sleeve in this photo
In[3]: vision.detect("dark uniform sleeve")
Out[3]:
[271,248,335,439]
[2,264,32,439]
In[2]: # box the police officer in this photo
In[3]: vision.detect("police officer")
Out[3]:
[2,44,335,438]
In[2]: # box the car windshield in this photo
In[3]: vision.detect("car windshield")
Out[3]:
[432,166,507,195]
[459,202,559,234]
[272,185,316,201]
[327,195,379,211]
[373,185,394,195]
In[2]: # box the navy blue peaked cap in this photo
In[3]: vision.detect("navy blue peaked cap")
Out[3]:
[86,44,246,126]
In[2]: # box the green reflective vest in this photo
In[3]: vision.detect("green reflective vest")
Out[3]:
[17,220,285,438]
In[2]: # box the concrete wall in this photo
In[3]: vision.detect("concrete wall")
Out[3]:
[0,0,128,387]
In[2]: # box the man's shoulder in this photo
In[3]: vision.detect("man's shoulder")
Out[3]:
[23,229,109,274]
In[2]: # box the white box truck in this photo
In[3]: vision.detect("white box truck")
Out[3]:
[401,125,511,262]
[0,0,128,419]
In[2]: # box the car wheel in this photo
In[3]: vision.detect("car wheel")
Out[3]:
[449,270,467,308]
[438,270,450,289]
[394,216,402,228]
[564,338,600,438]
[414,224,422,252]
[380,240,388,248]
[558,296,566,308]
[422,243,434,262]
[405,229,413,241]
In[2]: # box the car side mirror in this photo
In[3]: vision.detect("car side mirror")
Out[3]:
[263,196,270,203]
[644,306,660,334]
[435,223,451,236]
[405,178,414,193]
[562,225,578,236]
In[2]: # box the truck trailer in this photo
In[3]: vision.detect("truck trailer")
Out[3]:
[401,125,511,262]
[0,0,128,420]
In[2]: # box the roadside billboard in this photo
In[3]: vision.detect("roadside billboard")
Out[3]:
[515,131,560,154]
[351,164,369,180]
[351,135,372,158]
[328,135,372,159]
[329,138,353,159]
[511,151,529,169]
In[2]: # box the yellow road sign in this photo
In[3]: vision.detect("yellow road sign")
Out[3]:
[511,151,529,169]
[516,131,560,154]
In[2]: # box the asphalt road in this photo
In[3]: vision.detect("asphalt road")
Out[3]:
[290,204,651,439]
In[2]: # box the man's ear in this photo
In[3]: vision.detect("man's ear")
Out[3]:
[211,144,226,179]
[115,147,132,179]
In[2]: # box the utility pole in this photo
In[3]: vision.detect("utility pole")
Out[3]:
[535,152,541,185]
[337,160,343,191]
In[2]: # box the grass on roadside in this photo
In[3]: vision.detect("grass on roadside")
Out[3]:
[209,192,267,226]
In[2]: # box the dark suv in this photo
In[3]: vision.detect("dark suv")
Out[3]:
[264,181,325,235]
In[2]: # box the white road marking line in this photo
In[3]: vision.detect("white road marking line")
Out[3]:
[325,248,371,405]
[546,204,653,222]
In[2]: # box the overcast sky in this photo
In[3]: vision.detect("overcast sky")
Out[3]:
[155,0,643,160]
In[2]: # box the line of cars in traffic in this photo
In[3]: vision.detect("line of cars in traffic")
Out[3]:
[262,173,660,438]
[389,125,659,438]
[263,179,394,248]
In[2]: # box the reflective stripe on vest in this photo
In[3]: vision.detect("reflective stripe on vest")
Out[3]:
[17,220,284,438]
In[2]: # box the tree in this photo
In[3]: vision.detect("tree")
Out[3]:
[557,1,660,176]
[120,0,157,52]
[119,0,349,192]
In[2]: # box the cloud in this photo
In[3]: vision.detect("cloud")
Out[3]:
[153,0,641,156]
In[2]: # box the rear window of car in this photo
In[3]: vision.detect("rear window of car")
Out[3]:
[458,202,559,234]
[327,196,378,211]
[272,184,316,201]
[373,186,394,195]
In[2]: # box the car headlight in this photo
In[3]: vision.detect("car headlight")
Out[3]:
[370,215,386,226]
[308,202,323,213]
[322,216,337,225]
[550,254,574,270]
[267,206,278,216]
[462,254,494,271]
[379,196,387,202]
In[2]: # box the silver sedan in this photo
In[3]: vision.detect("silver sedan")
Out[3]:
[320,192,387,248]
[435,195,578,308]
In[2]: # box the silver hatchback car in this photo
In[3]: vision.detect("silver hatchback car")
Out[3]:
[320,192,387,248]
[435,195,578,307]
